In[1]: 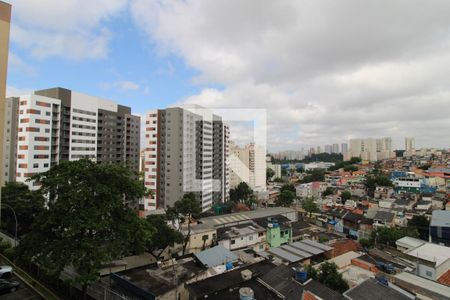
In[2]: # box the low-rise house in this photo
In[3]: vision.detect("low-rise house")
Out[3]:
[404,242,450,282]
[343,212,363,239]
[295,181,328,199]
[379,198,395,209]
[373,211,395,228]
[254,215,292,247]
[415,200,432,213]
[181,223,217,254]
[429,210,450,246]
[374,186,394,199]
[217,222,267,252]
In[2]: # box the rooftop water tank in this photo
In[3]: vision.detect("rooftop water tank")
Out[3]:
[239,287,254,300]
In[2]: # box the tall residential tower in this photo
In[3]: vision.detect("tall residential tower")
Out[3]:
[143,107,229,213]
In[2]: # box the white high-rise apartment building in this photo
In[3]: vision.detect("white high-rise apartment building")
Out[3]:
[346,137,394,162]
[13,88,140,190]
[405,137,415,157]
[143,107,229,213]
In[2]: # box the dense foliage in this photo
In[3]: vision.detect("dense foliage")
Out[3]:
[1,182,45,237]
[306,262,349,293]
[301,169,325,183]
[17,159,150,299]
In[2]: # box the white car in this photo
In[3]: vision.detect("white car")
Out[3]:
[0,266,12,279]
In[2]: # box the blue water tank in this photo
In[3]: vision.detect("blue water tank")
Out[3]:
[294,269,308,283]
[226,261,233,270]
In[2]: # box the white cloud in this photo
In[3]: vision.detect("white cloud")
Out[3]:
[131,0,450,150]
[8,52,37,75]
[11,0,128,60]
[6,85,33,97]
[100,80,140,91]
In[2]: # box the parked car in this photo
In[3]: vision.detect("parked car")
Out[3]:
[0,266,12,279]
[0,279,20,294]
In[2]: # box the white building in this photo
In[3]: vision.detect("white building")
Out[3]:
[405,137,415,157]
[143,107,230,212]
[346,137,394,162]
[230,143,266,191]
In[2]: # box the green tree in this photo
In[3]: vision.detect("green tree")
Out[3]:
[343,165,358,172]
[145,215,183,259]
[275,190,296,207]
[349,157,362,164]
[166,193,202,255]
[408,215,430,240]
[305,264,318,280]
[340,191,352,202]
[229,182,254,203]
[280,184,296,193]
[317,262,349,293]
[370,227,419,247]
[281,168,288,176]
[1,182,45,237]
[364,173,393,197]
[359,238,372,249]
[266,168,275,181]
[17,160,150,299]
[302,169,325,183]
[322,187,334,197]
[303,197,319,217]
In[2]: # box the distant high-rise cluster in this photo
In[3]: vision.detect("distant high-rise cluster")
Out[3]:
[142,107,230,213]
[229,142,266,191]
[405,137,416,157]
[344,137,394,162]
[2,88,141,189]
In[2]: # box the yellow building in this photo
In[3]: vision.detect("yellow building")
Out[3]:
[0,1,11,186]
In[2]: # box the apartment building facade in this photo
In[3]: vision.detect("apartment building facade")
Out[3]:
[11,88,140,189]
[0,1,11,186]
[345,137,394,162]
[2,97,18,183]
[143,107,229,213]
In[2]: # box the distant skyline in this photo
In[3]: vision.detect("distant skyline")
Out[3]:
[6,0,450,151]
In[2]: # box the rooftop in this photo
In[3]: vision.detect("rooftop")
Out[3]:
[405,243,450,266]
[344,278,414,300]
[373,210,395,223]
[187,260,275,299]
[395,236,426,251]
[193,245,238,268]
[259,265,344,300]
[200,207,296,227]
[430,210,450,227]
[258,239,332,264]
[394,272,450,299]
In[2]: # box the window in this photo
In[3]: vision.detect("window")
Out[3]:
[231,240,236,245]
[44,163,49,168]
[249,236,253,241]
[426,271,433,277]
[33,163,39,168]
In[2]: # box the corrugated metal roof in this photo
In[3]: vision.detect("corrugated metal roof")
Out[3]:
[301,239,333,251]
[291,241,324,255]
[268,247,302,263]
[194,245,238,268]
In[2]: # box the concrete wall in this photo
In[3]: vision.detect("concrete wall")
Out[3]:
[0,1,11,187]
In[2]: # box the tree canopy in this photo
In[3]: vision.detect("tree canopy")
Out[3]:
[230,182,254,203]
[307,262,349,293]
[340,191,352,202]
[301,169,325,183]
[275,190,296,207]
[144,214,183,259]
[166,192,202,254]
[407,215,430,240]
[17,159,150,298]
[302,197,319,217]
[1,182,45,237]
[266,168,275,181]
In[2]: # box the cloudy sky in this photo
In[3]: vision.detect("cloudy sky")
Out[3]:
[6,0,450,151]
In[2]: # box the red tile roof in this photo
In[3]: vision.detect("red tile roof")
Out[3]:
[438,269,450,286]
